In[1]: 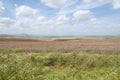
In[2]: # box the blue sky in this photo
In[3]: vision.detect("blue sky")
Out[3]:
[0,0,120,36]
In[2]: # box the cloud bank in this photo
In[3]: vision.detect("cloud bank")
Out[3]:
[0,0,120,35]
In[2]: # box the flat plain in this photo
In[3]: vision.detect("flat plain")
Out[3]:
[0,38,120,51]
[0,38,120,80]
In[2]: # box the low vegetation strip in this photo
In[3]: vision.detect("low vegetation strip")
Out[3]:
[0,50,120,80]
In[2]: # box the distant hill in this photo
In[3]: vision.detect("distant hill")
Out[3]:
[0,34,120,39]
[0,34,31,38]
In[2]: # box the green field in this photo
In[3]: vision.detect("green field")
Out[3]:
[0,50,120,80]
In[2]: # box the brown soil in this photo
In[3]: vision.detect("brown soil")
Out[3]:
[0,38,120,51]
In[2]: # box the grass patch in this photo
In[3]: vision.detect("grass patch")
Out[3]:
[0,50,120,80]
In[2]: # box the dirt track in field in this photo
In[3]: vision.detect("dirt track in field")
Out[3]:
[0,38,120,51]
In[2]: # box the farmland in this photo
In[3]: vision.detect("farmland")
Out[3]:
[0,38,120,80]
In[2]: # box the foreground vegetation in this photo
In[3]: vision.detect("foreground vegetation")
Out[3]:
[0,50,120,80]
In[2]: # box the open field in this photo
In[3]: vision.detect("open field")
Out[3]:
[0,38,120,80]
[0,38,120,51]
[0,50,120,80]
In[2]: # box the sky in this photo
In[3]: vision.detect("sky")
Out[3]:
[0,0,120,36]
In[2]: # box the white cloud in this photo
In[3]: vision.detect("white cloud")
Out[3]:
[73,10,92,20]
[41,0,67,8]
[90,18,96,22]
[77,0,111,10]
[82,0,120,10]
[15,18,34,28]
[0,17,14,27]
[113,0,120,9]
[13,14,69,31]
[56,15,69,24]
[83,0,93,3]
[0,1,4,13]
[37,16,46,22]
[16,5,38,17]
[83,0,104,3]
[57,0,111,20]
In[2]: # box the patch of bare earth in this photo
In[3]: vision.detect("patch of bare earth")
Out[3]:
[0,38,120,51]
